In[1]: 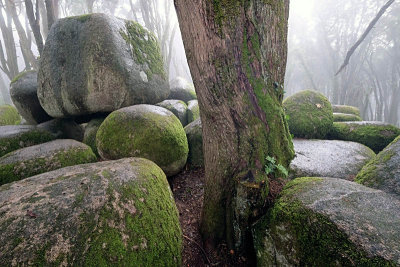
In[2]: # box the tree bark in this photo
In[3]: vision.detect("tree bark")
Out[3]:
[25,0,44,56]
[174,0,294,253]
[45,0,56,30]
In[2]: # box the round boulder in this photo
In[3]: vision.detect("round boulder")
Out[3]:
[283,90,333,139]
[0,158,182,266]
[10,70,52,124]
[38,13,169,118]
[333,113,361,122]
[97,104,188,176]
[38,118,84,141]
[0,105,21,126]
[0,139,97,185]
[184,119,203,168]
[187,100,200,124]
[168,77,196,102]
[83,117,105,156]
[332,104,361,117]
[156,99,188,126]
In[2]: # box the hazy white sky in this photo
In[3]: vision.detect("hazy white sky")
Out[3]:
[290,0,315,18]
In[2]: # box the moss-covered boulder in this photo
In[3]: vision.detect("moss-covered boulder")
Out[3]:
[97,104,188,176]
[283,90,333,139]
[253,177,400,266]
[168,77,196,102]
[156,99,188,126]
[187,100,200,124]
[38,13,169,118]
[333,112,362,122]
[184,119,203,168]
[0,105,21,126]
[83,117,105,156]
[356,135,400,198]
[10,70,52,124]
[38,118,84,141]
[332,104,361,117]
[0,158,182,266]
[0,125,55,157]
[290,139,375,180]
[0,139,97,185]
[328,121,400,153]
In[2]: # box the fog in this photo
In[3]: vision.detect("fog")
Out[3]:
[0,0,399,125]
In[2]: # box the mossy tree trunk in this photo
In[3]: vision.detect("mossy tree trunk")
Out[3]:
[174,0,294,253]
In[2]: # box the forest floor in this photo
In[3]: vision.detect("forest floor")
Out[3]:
[170,168,250,267]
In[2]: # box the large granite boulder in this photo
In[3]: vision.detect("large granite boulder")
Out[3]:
[290,139,375,180]
[38,13,169,118]
[0,139,97,185]
[10,70,52,124]
[187,100,200,124]
[356,135,400,198]
[332,104,361,117]
[83,117,105,156]
[328,121,400,153]
[156,99,188,126]
[184,119,203,168]
[0,158,182,266]
[333,112,362,122]
[96,104,188,176]
[168,77,196,102]
[253,177,400,266]
[0,125,55,157]
[38,118,84,141]
[0,105,21,126]
[283,90,333,139]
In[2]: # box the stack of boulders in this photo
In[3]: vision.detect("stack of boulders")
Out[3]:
[0,13,193,265]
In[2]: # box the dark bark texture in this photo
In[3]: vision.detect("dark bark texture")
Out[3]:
[174,0,294,253]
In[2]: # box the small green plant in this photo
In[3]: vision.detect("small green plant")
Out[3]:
[264,156,288,178]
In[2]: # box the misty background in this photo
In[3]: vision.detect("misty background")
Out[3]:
[0,0,399,125]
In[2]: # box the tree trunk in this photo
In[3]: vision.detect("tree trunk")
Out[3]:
[174,0,294,253]
[25,0,44,56]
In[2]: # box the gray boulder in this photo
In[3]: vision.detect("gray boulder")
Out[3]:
[253,177,400,266]
[0,139,97,185]
[332,104,361,117]
[82,117,105,156]
[38,118,84,141]
[0,158,182,266]
[10,70,52,124]
[290,139,375,180]
[156,99,188,126]
[184,119,203,168]
[187,100,200,123]
[38,13,169,118]
[356,135,400,198]
[333,112,361,122]
[0,125,55,157]
[168,77,196,102]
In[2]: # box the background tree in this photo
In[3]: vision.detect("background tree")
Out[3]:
[175,0,294,254]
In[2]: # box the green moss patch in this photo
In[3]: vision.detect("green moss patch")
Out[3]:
[0,105,21,126]
[283,90,333,139]
[332,105,361,117]
[333,112,362,122]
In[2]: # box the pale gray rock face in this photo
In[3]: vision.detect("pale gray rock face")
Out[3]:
[156,99,188,126]
[168,77,197,102]
[0,158,182,266]
[10,71,52,124]
[187,100,199,124]
[290,139,375,180]
[253,177,400,266]
[184,119,203,168]
[38,13,169,118]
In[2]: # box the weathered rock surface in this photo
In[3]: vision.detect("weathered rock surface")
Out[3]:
[97,104,188,176]
[332,104,361,117]
[333,112,361,122]
[0,125,55,157]
[184,119,203,168]
[82,117,105,156]
[283,90,333,139]
[0,139,97,185]
[156,99,188,126]
[187,99,200,124]
[328,121,400,153]
[0,105,20,126]
[253,177,400,266]
[0,158,182,266]
[356,135,400,198]
[38,13,169,118]
[168,77,196,102]
[290,139,375,180]
[10,70,52,124]
[38,118,84,141]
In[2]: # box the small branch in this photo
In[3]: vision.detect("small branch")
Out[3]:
[183,234,215,266]
[335,0,395,76]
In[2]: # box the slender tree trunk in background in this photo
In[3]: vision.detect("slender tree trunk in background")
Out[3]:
[45,0,56,30]
[0,4,18,80]
[174,0,294,253]
[0,74,11,104]
[39,0,49,39]
[25,0,44,56]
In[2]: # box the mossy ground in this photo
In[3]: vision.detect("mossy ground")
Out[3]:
[0,105,21,126]
[283,90,333,139]
[253,177,393,266]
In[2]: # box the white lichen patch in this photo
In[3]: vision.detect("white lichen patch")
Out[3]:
[140,71,148,82]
